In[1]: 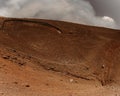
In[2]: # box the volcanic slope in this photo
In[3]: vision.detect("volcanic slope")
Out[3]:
[0,17,120,96]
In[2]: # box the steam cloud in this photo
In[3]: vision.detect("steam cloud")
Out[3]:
[0,0,119,29]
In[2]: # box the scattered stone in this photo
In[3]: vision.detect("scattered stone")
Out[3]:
[17,54,21,57]
[0,64,5,68]
[85,67,89,70]
[13,82,18,84]
[47,67,55,70]
[2,64,6,67]
[18,62,26,66]
[12,49,17,53]
[47,67,51,70]
[74,80,78,83]
[68,32,73,34]
[60,79,63,81]
[69,94,73,96]
[25,85,30,87]
[69,79,74,83]
[45,83,49,86]
[21,56,26,59]
[12,57,17,60]
[101,64,105,69]
[2,55,10,59]
[0,92,4,95]
[28,55,32,59]
[57,30,62,34]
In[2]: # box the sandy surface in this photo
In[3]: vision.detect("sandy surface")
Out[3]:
[0,17,120,96]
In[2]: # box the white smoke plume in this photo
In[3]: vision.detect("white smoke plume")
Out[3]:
[0,0,119,29]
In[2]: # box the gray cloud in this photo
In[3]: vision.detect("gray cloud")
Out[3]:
[0,0,119,29]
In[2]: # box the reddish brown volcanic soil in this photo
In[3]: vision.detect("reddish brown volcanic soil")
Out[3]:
[0,17,120,96]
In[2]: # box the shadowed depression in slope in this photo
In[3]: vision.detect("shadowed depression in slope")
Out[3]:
[1,18,62,34]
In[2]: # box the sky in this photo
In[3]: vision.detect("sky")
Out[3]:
[0,0,119,29]
[87,0,120,27]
